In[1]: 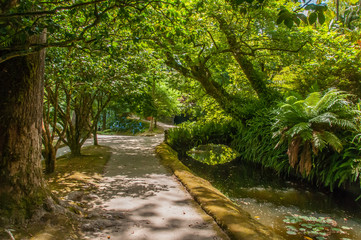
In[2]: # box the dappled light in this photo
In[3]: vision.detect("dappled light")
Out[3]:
[78,134,226,240]
[2,0,361,239]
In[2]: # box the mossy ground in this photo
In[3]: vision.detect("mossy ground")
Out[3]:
[155,143,283,240]
[0,145,112,240]
[45,145,112,197]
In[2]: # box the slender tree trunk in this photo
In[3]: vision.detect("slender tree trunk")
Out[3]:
[93,122,98,146]
[69,141,82,156]
[0,32,48,223]
[149,117,154,132]
[102,111,107,130]
[44,145,56,174]
[336,0,339,21]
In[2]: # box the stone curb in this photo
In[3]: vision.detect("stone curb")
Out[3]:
[155,142,284,240]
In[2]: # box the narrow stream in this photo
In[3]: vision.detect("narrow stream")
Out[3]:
[181,146,361,240]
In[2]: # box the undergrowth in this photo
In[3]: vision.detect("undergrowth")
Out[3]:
[166,106,361,193]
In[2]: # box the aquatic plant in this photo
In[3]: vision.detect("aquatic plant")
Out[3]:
[283,214,353,239]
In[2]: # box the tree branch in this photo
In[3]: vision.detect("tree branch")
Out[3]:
[0,0,106,19]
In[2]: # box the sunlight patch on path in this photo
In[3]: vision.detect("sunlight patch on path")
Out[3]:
[82,134,227,240]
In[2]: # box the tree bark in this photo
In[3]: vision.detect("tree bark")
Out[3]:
[215,15,275,102]
[102,111,107,130]
[43,144,56,174]
[68,140,82,156]
[0,31,48,223]
[93,121,98,146]
[42,123,56,174]
[149,117,154,132]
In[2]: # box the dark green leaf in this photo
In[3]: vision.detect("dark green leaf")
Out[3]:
[284,18,294,28]
[305,4,316,10]
[318,12,326,25]
[297,13,308,24]
[276,16,284,25]
[309,12,317,25]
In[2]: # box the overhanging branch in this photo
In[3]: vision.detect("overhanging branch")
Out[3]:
[0,0,106,19]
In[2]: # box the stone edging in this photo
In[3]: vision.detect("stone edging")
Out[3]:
[155,142,284,240]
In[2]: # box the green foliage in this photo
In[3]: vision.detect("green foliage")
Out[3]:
[231,109,291,174]
[273,89,360,175]
[311,138,361,191]
[276,3,328,28]
[166,119,234,157]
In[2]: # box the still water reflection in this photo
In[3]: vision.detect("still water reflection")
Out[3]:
[182,147,361,240]
[186,144,239,165]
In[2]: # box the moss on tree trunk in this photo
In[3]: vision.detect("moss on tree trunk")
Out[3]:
[0,32,49,224]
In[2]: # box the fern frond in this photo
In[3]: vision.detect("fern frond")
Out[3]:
[285,95,298,104]
[309,112,337,126]
[285,122,311,138]
[320,131,343,153]
[312,131,327,152]
[304,92,321,107]
[332,119,356,130]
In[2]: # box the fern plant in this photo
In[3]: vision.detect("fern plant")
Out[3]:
[273,89,360,176]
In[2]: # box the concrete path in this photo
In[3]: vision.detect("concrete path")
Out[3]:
[81,134,228,240]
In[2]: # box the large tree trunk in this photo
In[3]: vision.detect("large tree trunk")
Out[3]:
[0,33,48,223]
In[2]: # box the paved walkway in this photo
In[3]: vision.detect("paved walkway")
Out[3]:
[81,134,228,240]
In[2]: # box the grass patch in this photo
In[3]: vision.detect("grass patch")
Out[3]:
[45,145,112,198]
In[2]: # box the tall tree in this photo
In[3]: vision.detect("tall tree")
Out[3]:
[0,0,156,222]
[0,1,49,223]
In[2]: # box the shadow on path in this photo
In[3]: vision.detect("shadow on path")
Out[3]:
[81,134,228,240]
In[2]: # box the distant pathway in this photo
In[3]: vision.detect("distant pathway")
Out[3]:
[82,134,228,240]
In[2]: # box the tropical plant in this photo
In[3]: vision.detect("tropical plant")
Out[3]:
[273,88,360,176]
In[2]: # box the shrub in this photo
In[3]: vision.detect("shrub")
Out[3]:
[230,110,291,175]
[166,119,234,157]
[110,117,145,134]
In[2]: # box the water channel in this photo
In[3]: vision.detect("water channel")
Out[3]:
[183,144,361,240]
